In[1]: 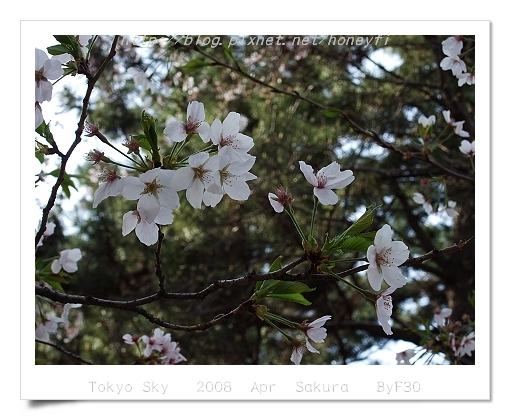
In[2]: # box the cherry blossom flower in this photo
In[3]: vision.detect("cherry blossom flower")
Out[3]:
[160,339,187,364]
[396,348,417,364]
[443,111,470,137]
[211,148,257,203]
[93,168,123,208]
[290,338,319,365]
[163,101,211,143]
[141,328,167,357]
[366,224,409,291]
[84,149,105,164]
[434,307,453,328]
[413,192,434,214]
[35,314,60,342]
[36,221,56,247]
[443,201,459,217]
[302,315,331,343]
[442,36,464,56]
[376,286,397,335]
[170,152,225,209]
[122,206,174,246]
[457,71,475,87]
[51,248,82,274]
[122,334,141,345]
[459,140,475,156]
[299,161,354,205]
[121,168,180,224]
[457,332,475,357]
[442,110,456,126]
[210,112,254,158]
[418,115,436,127]
[440,55,467,77]
[35,48,64,103]
[268,185,294,213]
[454,121,470,138]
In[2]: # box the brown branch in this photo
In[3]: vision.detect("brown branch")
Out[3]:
[35,241,468,332]
[35,339,94,365]
[35,36,120,248]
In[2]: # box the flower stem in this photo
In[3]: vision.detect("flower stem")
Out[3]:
[327,270,375,303]
[285,205,306,242]
[263,318,296,343]
[310,195,319,238]
[264,311,301,329]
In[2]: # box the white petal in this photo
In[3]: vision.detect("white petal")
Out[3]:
[122,211,139,236]
[196,122,211,142]
[307,327,327,343]
[381,265,407,288]
[367,264,383,291]
[170,166,195,191]
[299,161,318,187]
[222,112,240,137]
[268,193,284,213]
[119,177,144,200]
[290,348,302,365]
[137,195,161,224]
[186,179,205,209]
[50,259,62,274]
[374,224,392,250]
[313,187,338,205]
[163,122,186,142]
[135,221,159,246]
[308,315,331,328]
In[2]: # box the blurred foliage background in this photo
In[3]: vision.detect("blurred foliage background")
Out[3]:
[35,34,475,365]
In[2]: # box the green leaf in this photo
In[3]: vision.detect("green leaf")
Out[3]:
[133,134,152,153]
[53,35,76,45]
[223,43,236,63]
[180,59,211,72]
[47,169,78,199]
[44,279,66,293]
[255,256,283,291]
[35,149,45,164]
[322,108,341,118]
[266,281,314,296]
[338,236,373,253]
[36,120,55,145]
[339,204,380,239]
[265,293,312,306]
[268,255,283,272]
[47,44,72,56]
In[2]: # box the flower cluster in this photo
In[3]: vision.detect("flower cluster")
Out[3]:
[366,224,410,335]
[412,192,459,218]
[91,101,257,245]
[123,328,186,365]
[440,36,474,87]
[451,331,475,358]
